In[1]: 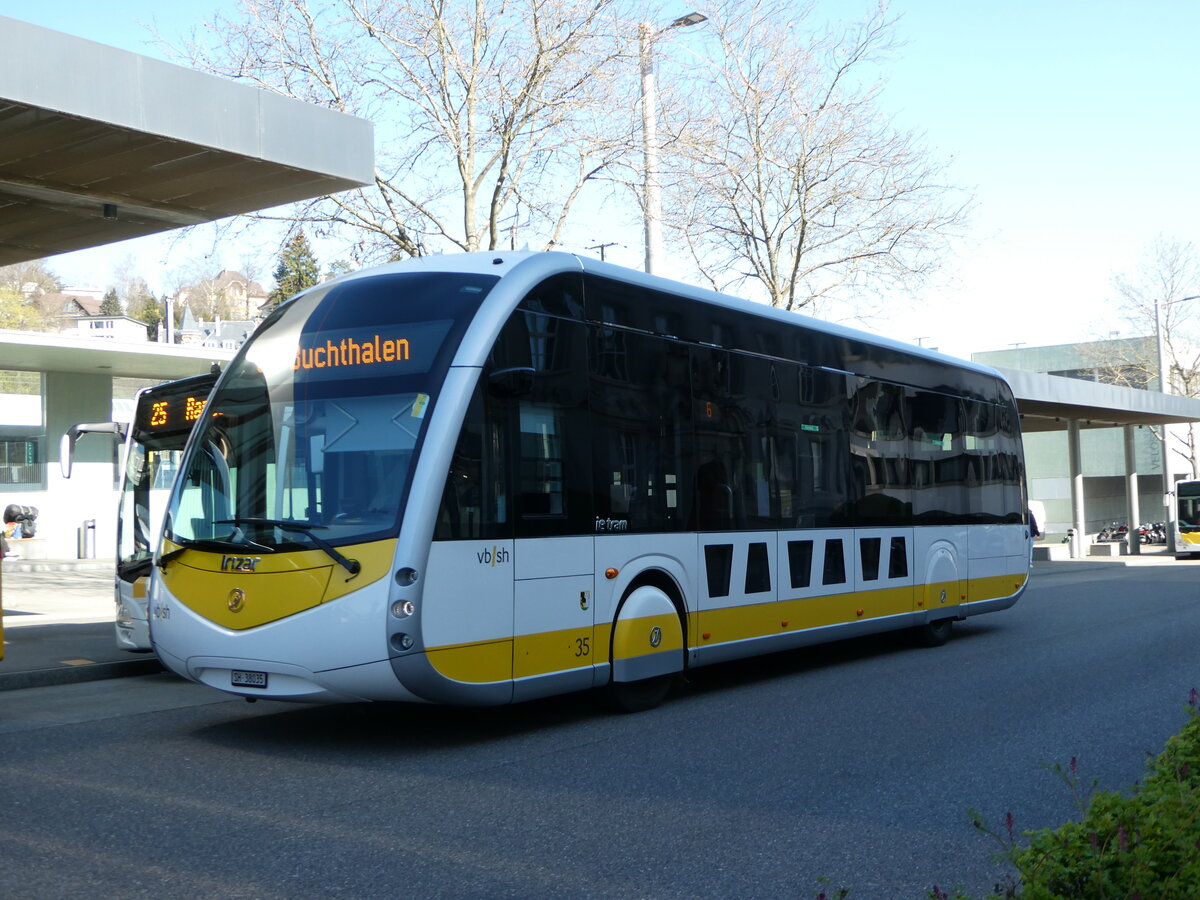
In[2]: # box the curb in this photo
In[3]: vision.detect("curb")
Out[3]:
[0,656,163,693]
[1,560,114,574]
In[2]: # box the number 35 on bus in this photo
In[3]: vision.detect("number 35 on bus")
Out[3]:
[150,252,1031,711]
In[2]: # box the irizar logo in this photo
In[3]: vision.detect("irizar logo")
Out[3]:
[222,555,261,572]
[476,545,511,566]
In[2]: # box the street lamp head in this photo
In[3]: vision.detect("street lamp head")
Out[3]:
[670,12,708,28]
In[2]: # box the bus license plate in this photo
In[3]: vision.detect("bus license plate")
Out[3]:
[231,670,268,689]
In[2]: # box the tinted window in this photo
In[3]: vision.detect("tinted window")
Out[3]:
[860,537,881,581]
[745,542,771,593]
[823,540,846,585]
[490,312,591,538]
[788,539,813,589]
[889,537,908,578]
[705,544,734,598]
[435,378,510,541]
[590,331,690,534]
[850,380,911,526]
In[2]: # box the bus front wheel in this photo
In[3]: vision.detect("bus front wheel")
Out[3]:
[606,673,674,713]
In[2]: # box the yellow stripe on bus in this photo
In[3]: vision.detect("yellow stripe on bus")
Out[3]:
[692,584,915,646]
[427,571,1026,684]
[612,612,684,660]
[513,627,595,679]
[967,572,1029,603]
[427,639,513,683]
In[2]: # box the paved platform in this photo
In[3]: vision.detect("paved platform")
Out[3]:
[0,558,162,691]
[0,548,1187,692]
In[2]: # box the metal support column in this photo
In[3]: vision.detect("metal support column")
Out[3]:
[1124,425,1141,555]
[1069,420,1085,558]
[1162,421,1178,553]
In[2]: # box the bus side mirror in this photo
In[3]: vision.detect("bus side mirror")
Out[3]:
[488,366,535,398]
[59,432,76,479]
[60,422,128,479]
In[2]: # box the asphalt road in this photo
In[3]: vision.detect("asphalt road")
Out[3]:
[1,562,1198,899]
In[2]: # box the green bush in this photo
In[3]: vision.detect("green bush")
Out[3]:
[962,692,1200,899]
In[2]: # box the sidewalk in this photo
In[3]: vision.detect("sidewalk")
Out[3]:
[1032,542,1182,572]
[0,558,162,691]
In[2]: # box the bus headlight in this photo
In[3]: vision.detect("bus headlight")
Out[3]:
[391,633,415,652]
[391,600,416,618]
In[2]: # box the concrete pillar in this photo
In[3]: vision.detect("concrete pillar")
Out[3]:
[1124,425,1141,555]
[1069,419,1085,558]
[43,371,116,559]
[1162,422,1178,553]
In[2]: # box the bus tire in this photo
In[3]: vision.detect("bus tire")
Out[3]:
[606,673,674,713]
[914,618,953,647]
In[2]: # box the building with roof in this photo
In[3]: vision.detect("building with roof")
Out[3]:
[975,337,1180,546]
[176,270,269,322]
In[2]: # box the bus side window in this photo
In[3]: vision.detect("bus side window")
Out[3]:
[492,310,591,538]
[822,539,846,585]
[434,382,509,541]
[590,330,689,533]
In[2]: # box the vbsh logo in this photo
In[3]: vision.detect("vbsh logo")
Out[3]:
[476,545,511,567]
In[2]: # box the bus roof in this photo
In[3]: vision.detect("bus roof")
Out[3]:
[293,250,1010,394]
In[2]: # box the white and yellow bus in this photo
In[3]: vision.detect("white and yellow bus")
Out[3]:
[63,371,217,650]
[1175,479,1200,559]
[150,252,1031,710]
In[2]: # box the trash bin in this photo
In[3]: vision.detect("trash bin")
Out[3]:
[78,518,96,559]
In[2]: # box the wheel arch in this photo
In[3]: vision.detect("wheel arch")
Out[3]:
[605,561,691,689]
[614,566,689,654]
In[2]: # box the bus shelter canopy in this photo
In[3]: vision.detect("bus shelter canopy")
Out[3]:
[999,367,1200,433]
[0,15,373,267]
[0,330,234,381]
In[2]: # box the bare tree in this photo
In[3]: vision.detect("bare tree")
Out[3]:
[0,260,62,298]
[167,0,636,263]
[657,0,968,312]
[168,259,229,321]
[1105,236,1200,478]
[111,254,154,311]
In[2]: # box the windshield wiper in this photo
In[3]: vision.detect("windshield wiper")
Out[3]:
[215,518,361,579]
[155,544,190,572]
[119,556,154,583]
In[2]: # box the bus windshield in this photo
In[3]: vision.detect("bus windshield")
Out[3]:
[119,374,216,577]
[163,271,497,553]
[1178,480,1200,530]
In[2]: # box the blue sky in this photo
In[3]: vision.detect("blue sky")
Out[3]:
[3,0,1198,358]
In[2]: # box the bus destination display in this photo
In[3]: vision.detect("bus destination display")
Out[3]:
[135,376,217,443]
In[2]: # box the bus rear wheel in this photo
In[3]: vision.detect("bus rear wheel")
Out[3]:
[914,618,954,647]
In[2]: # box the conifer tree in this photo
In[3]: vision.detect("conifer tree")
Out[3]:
[268,230,321,309]
[129,293,164,340]
[100,287,122,315]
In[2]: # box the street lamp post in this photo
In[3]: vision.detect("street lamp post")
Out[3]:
[639,12,706,276]
[1154,293,1200,552]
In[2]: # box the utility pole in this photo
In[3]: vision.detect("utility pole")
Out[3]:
[587,243,618,262]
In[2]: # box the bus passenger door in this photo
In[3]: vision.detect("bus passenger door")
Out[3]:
[493,309,595,701]
[512,537,595,702]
